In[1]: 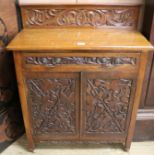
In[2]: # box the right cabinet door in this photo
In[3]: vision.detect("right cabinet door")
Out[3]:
[81,72,137,142]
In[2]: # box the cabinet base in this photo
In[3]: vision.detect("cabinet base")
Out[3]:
[28,141,131,152]
[133,109,154,141]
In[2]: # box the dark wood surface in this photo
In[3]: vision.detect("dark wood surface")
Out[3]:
[81,73,136,140]
[134,109,154,141]
[142,0,154,39]
[145,19,154,108]
[27,72,80,140]
[0,0,24,153]
[145,64,154,107]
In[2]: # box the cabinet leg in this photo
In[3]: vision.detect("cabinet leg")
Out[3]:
[28,142,35,152]
[26,135,35,152]
[124,141,131,152]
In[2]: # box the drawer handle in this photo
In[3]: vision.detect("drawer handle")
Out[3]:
[25,57,136,67]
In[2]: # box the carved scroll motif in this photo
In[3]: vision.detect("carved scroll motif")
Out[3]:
[0,17,8,44]
[24,7,138,28]
[27,78,77,135]
[26,57,136,67]
[84,79,133,133]
[0,87,13,103]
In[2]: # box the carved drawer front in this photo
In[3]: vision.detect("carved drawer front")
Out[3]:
[23,52,140,73]
[81,72,137,142]
[21,5,140,29]
[25,73,80,141]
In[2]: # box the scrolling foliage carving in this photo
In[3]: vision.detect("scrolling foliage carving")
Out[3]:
[26,57,136,67]
[27,78,77,135]
[24,6,139,28]
[0,19,12,105]
[84,79,133,134]
[0,17,8,44]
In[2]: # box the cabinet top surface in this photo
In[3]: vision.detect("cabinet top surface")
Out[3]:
[19,0,144,5]
[7,28,153,51]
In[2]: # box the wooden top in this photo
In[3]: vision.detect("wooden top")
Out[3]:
[19,0,144,5]
[19,0,76,5]
[77,0,144,5]
[7,28,153,51]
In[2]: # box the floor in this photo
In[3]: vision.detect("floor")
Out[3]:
[1,135,154,155]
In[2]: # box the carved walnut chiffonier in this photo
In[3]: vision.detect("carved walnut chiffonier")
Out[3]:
[7,0,153,152]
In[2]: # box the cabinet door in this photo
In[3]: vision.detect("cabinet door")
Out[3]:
[81,72,137,142]
[25,72,80,141]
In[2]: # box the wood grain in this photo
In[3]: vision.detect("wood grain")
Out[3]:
[21,5,140,29]
[7,11,154,151]
[125,51,152,150]
[26,72,80,140]
[13,52,35,151]
[81,73,137,141]
[6,28,153,51]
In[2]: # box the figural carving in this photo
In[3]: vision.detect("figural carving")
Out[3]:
[84,79,133,133]
[0,17,8,44]
[27,78,77,135]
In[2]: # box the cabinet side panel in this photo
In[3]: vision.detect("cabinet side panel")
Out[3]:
[125,51,151,150]
[13,52,35,151]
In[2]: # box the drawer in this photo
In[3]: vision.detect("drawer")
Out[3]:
[22,52,140,74]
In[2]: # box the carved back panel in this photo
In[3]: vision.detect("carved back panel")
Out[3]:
[21,5,140,29]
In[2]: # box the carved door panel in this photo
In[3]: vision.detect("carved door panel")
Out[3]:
[25,72,80,140]
[81,72,137,141]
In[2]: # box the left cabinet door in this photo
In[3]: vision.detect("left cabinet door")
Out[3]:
[25,72,80,141]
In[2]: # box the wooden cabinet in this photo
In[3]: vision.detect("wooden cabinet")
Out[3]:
[6,26,153,150]
[21,52,139,143]
[6,5,153,150]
